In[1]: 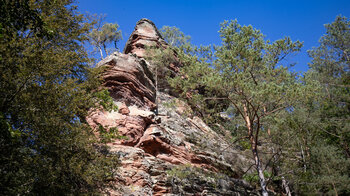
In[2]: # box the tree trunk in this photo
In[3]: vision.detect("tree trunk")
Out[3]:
[98,46,103,60]
[269,138,292,196]
[282,176,292,196]
[326,163,338,196]
[243,105,268,196]
[103,43,108,56]
[155,65,158,115]
[271,147,292,196]
[252,143,268,196]
[300,144,307,172]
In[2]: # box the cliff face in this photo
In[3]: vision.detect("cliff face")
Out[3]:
[87,19,256,196]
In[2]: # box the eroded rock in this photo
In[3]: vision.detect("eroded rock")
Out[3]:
[123,18,181,76]
[123,18,167,58]
[97,52,156,110]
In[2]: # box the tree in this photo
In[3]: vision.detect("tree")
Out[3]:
[146,47,177,114]
[0,0,118,194]
[307,16,350,194]
[159,26,191,48]
[87,14,122,60]
[169,20,303,196]
[264,16,350,195]
[278,15,350,195]
[273,101,350,195]
[308,15,350,157]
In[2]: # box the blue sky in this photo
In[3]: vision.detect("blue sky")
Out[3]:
[77,0,350,73]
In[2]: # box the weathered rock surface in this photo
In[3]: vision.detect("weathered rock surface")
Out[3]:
[88,18,257,196]
[123,18,181,75]
[123,18,167,59]
[96,52,156,110]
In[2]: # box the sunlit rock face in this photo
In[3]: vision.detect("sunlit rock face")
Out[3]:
[123,18,167,58]
[87,18,257,196]
[123,18,181,75]
[96,52,157,111]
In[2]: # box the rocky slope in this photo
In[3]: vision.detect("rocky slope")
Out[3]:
[87,18,257,196]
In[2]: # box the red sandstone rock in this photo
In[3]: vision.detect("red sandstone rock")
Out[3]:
[123,18,167,59]
[87,108,148,146]
[97,52,156,110]
[136,125,210,167]
[118,103,130,115]
[123,18,182,75]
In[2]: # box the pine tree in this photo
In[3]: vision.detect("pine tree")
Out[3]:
[169,20,304,196]
[267,16,350,195]
[287,15,350,195]
[308,15,350,157]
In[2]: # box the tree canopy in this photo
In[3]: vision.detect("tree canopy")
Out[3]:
[0,0,118,194]
[87,14,122,60]
[155,17,349,195]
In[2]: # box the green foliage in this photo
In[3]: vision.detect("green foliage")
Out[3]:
[144,39,182,114]
[157,32,224,123]
[159,26,191,48]
[308,15,350,155]
[167,164,241,194]
[243,171,276,184]
[268,16,350,195]
[145,45,181,93]
[307,141,350,195]
[94,89,118,112]
[153,17,348,195]
[159,16,350,196]
[148,25,219,119]
[170,19,305,143]
[87,14,122,59]
[0,0,118,194]
[167,164,221,181]
[98,125,128,143]
[167,164,194,180]
[163,98,177,109]
[167,19,305,195]
[238,139,251,150]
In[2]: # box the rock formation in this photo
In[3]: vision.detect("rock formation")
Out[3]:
[87,18,256,196]
[123,18,166,59]
[123,18,181,75]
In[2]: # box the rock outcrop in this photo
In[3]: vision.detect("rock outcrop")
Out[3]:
[123,18,181,76]
[87,18,256,196]
[123,18,167,59]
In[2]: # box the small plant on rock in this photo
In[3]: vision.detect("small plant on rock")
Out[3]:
[93,89,118,112]
[98,125,128,143]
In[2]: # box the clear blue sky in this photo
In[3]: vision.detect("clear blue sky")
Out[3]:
[77,0,350,73]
